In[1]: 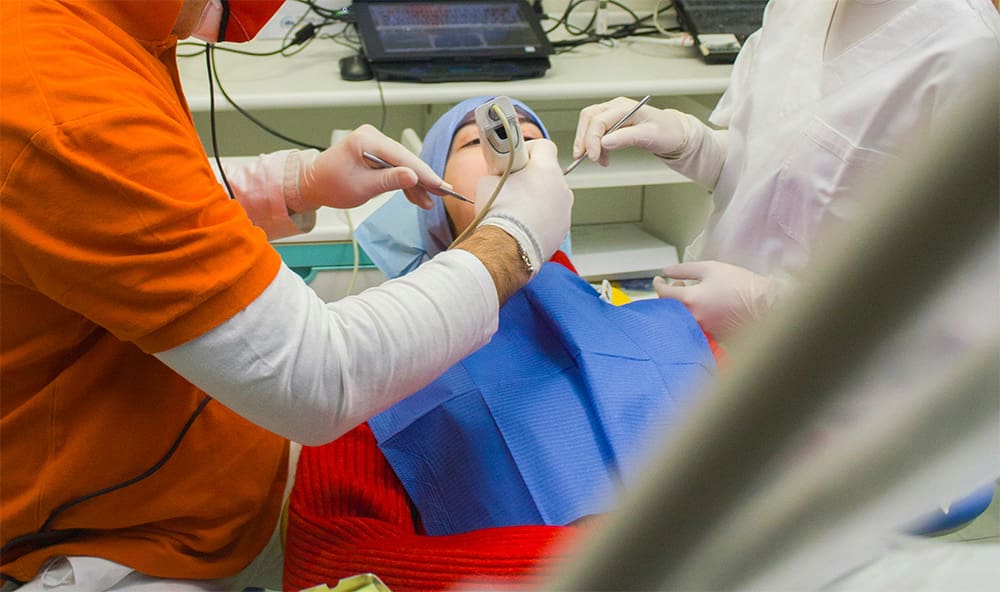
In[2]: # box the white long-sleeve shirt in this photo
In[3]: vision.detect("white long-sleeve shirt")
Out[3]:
[157,152,500,445]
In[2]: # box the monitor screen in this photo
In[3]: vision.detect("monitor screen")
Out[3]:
[354,0,553,62]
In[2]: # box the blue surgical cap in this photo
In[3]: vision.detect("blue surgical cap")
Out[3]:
[355,97,568,279]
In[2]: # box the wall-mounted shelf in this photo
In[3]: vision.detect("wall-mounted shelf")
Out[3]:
[570,222,679,280]
[561,149,691,189]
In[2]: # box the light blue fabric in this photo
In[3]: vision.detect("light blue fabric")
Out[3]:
[369,263,716,535]
[355,96,570,279]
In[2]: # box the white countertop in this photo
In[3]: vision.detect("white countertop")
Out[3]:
[178,37,732,111]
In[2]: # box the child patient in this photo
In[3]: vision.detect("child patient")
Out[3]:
[283,97,718,592]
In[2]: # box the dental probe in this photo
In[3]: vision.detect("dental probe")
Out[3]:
[563,95,652,176]
[362,151,474,204]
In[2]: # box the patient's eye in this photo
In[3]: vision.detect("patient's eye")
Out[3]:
[521,124,544,142]
[459,137,482,149]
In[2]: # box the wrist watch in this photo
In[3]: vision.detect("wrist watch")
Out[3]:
[515,240,535,274]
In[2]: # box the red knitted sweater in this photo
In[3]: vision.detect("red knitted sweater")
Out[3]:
[284,422,587,591]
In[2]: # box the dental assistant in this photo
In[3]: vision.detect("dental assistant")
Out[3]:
[0,0,572,589]
[573,0,999,341]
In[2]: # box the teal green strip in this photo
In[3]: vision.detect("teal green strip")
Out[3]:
[273,243,376,281]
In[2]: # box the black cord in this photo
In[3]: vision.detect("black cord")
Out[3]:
[206,45,238,200]
[297,0,352,21]
[177,1,374,149]
[218,0,231,40]
[42,397,212,530]
[200,2,335,152]
[0,397,212,569]
[176,2,348,58]
[543,0,674,50]
[207,44,324,151]
[179,40,297,57]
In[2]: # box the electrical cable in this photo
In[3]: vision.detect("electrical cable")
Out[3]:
[206,45,237,200]
[342,209,361,299]
[177,0,354,57]
[347,70,389,299]
[197,3,373,302]
[183,1,401,301]
[206,46,359,298]
[296,0,350,21]
[542,0,677,53]
[279,21,322,58]
[546,0,640,35]
[179,40,289,57]
[207,44,324,151]
[192,5,367,151]
[0,397,212,572]
[652,0,680,37]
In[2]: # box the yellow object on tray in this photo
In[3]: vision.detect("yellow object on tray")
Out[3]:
[593,279,633,306]
[301,573,393,592]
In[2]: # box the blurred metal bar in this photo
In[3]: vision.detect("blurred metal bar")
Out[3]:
[672,337,999,590]
[541,75,998,591]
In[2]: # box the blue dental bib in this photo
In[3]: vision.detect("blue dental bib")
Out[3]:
[369,263,716,535]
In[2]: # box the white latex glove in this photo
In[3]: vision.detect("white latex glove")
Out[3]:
[475,139,573,275]
[220,150,315,240]
[573,97,690,165]
[653,260,782,341]
[295,124,449,212]
[572,97,728,189]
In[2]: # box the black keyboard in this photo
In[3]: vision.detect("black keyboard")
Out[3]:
[676,0,767,38]
[369,58,551,83]
[371,3,524,27]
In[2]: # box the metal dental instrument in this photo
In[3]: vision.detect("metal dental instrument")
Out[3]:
[362,151,474,204]
[563,95,652,176]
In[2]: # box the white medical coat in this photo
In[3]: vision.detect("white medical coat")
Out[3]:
[688,0,1000,276]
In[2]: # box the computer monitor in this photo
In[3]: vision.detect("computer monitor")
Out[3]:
[353,0,553,63]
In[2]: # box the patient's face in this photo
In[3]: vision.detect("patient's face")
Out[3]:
[442,117,545,234]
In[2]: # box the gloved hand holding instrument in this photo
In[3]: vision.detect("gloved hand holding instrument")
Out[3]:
[452,96,573,277]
